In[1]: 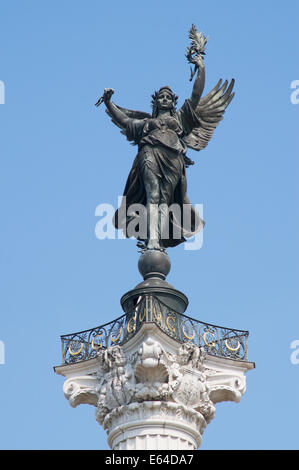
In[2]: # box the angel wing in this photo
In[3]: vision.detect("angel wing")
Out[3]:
[183,78,235,151]
[105,104,151,135]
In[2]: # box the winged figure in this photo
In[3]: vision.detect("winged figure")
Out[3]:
[95,25,234,251]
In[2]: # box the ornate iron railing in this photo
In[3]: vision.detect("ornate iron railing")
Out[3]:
[60,295,249,365]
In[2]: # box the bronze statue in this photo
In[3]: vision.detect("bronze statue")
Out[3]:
[96,25,234,252]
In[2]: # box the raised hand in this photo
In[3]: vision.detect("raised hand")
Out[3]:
[95,88,115,107]
[186,24,208,81]
[103,88,114,103]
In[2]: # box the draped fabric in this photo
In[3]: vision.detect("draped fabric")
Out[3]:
[113,100,204,248]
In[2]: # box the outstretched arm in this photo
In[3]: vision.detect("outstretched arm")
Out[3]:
[98,88,130,129]
[190,64,205,110]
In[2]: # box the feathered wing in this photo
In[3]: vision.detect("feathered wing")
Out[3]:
[105,104,151,135]
[183,78,235,151]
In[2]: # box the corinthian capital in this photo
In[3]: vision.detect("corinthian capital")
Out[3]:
[55,322,254,449]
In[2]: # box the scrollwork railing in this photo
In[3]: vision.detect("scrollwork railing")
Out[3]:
[60,295,249,365]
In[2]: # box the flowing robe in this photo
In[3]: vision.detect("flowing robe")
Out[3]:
[113,100,204,248]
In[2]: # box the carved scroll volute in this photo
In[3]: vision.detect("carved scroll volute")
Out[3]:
[63,376,99,408]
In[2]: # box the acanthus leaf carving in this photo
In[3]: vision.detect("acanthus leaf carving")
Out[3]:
[62,339,246,427]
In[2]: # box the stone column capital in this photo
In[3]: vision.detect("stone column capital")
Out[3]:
[55,323,254,450]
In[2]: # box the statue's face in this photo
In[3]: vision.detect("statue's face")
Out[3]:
[156,91,173,112]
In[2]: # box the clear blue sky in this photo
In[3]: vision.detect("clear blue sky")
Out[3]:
[0,0,298,450]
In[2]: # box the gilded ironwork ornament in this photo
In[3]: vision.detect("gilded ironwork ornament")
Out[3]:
[61,295,248,366]
[95,24,234,252]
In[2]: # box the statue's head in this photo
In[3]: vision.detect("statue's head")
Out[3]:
[151,86,178,117]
